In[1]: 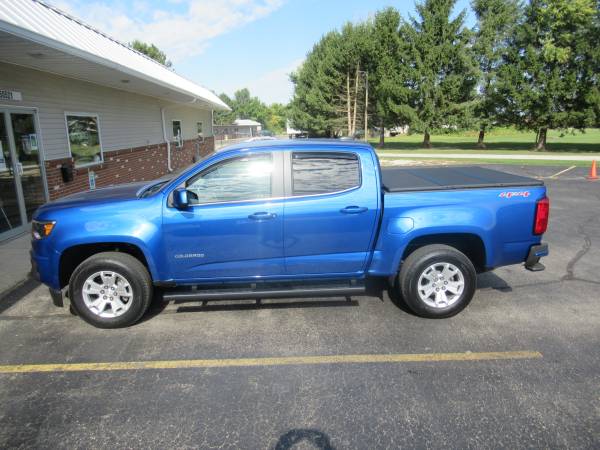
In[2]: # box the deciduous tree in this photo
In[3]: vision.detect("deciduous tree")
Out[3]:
[129,40,172,67]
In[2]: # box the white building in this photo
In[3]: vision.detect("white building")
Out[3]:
[214,118,262,139]
[0,0,229,241]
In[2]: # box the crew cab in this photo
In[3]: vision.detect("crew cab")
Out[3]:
[30,140,549,328]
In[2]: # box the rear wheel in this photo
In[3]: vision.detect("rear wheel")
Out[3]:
[398,244,476,318]
[69,252,152,328]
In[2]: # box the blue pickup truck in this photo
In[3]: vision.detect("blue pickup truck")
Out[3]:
[30,140,549,328]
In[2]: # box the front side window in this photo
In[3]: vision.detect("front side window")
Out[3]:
[292,152,360,196]
[66,114,102,166]
[172,120,182,147]
[186,153,273,204]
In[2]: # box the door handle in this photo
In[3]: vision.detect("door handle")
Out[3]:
[248,211,277,220]
[340,206,368,214]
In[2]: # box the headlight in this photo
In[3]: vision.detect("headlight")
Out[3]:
[32,220,56,240]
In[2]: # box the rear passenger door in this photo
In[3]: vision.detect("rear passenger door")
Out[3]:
[283,150,379,275]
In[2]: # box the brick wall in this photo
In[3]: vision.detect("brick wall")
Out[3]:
[45,137,214,200]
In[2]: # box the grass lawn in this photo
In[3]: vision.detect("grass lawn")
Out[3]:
[377,156,593,167]
[370,127,600,156]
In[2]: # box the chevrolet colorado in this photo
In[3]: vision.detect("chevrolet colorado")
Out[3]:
[30,139,549,328]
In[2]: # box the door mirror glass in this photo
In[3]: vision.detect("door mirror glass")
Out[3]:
[173,188,189,209]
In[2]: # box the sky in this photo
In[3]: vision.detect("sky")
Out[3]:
[55,0,474,105]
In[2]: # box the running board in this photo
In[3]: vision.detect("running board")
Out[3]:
[162,281,365,303]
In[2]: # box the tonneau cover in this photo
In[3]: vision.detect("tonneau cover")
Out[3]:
[382,166,543,193]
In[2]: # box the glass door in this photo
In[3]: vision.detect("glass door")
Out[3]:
[0,113,23,238]
[0,110,47,241]
[10,113,46,222]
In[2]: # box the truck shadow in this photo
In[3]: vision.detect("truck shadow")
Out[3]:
[476,272,513,292]
[142,273,513,322]
[139,290,360,322]
[386,272,514,316]
[174,298,359,314]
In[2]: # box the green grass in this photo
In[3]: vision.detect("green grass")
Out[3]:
[370,127,600,155]
[377,156,592,167]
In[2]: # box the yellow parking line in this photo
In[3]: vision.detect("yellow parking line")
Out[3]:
[0,351,542,374]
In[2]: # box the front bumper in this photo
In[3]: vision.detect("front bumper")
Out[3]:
[525,243,548,271]
[31,249,64,307]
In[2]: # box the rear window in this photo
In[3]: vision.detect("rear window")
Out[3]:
[291,152,360,196]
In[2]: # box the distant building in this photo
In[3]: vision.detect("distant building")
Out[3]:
[389,125,410,137]
[214,119,262,139]
[0,0,229,241]
[286,120,307,139]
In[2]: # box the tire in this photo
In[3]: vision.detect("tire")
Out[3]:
[69,252,153,328]
[398,244,476,318]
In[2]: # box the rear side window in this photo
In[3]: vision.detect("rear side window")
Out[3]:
[291,152,360,196]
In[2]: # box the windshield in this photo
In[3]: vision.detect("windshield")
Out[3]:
[139,180,170,198]
[138,151,216,198]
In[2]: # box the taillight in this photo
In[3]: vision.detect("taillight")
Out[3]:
[534,197,550,235]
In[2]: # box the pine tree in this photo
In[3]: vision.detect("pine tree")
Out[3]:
[497,0,599,150]
[289,31,346,136]
[403,0,478,147]
[472,0,520,148]
[369,8,413,147]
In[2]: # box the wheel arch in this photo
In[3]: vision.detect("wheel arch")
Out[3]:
[400,233,487,273]
[59,242,155,289]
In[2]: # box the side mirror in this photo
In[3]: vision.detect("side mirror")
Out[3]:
[173,188,189,209]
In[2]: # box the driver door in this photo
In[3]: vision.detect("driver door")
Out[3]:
[162,152,285,282]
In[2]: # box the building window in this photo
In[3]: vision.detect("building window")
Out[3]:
[197,122,203,137]
[172,120,182,147]
[65,114,102,166]
[291,152,360,196]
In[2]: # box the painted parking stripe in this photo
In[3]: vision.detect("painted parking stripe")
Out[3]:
[548,165,576,178]
[0,351,542,374]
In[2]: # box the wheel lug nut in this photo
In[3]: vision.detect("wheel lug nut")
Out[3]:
[436,288,440,291]
[100,290,104,294]
[103,295,107,299]
[444,281,448,285]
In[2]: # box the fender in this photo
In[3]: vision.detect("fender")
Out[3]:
[368,204,493,276]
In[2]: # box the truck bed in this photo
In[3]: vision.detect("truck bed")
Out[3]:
[381,166,543,192]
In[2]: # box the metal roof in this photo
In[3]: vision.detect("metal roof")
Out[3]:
[0,0,230,110]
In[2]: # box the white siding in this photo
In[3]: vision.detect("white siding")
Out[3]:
[164,105,213,141]
[0,62,213,160]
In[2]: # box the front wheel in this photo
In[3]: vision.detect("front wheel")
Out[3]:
[398,244,476,318]
[69,252,153,328]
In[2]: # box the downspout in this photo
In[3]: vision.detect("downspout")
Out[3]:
[160,106,173,173]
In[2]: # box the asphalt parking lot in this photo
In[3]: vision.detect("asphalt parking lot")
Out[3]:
[0,165,598,449]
